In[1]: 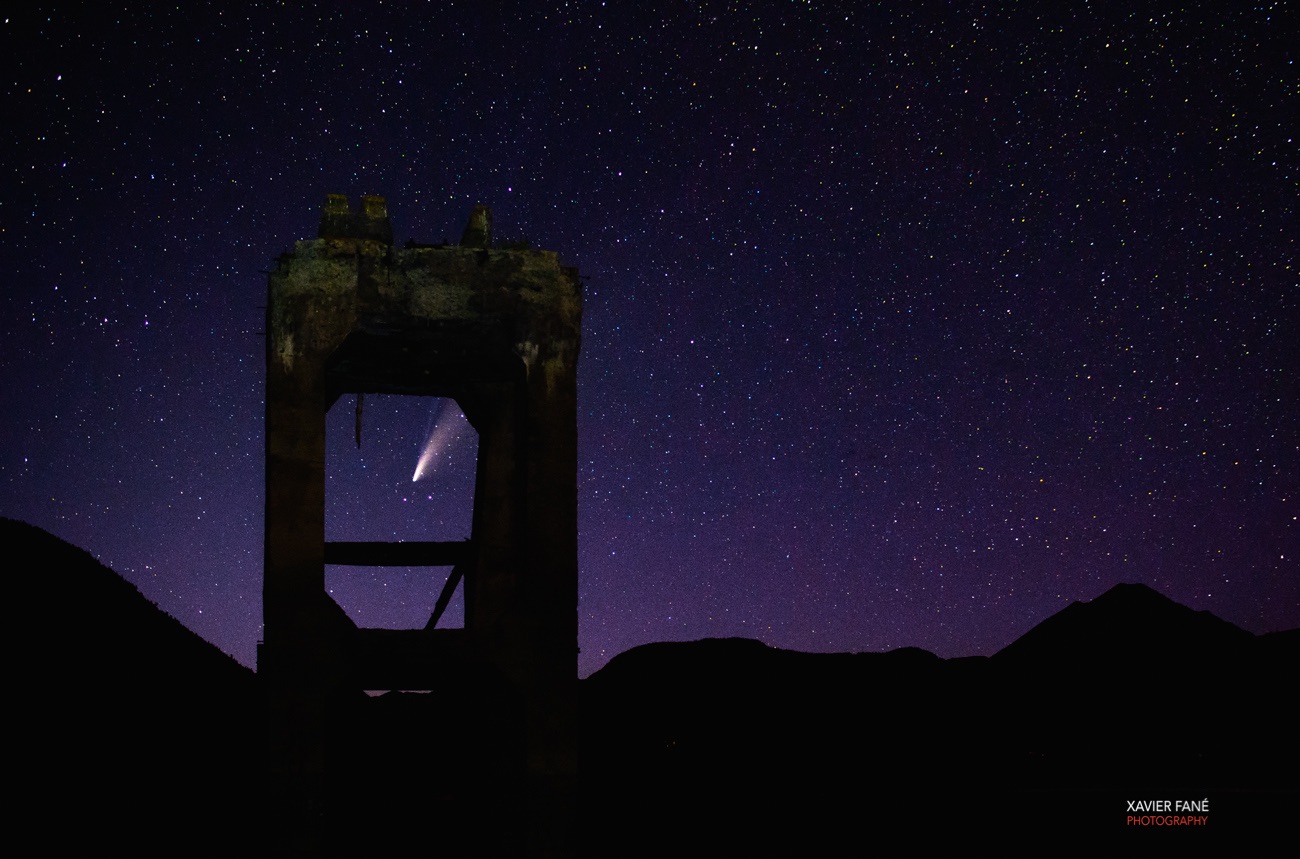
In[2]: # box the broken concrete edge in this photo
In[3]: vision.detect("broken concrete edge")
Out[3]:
[273,197,581,380]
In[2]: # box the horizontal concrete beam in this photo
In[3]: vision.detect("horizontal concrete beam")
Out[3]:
[324,540,471,567]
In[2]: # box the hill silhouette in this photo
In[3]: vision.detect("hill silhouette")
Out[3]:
[993,581,1258,666]
[5,519,1293,851]
[3,518,261,852]
[582,584,1297,850]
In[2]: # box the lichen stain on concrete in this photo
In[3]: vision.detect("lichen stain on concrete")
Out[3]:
[276,332,294,373]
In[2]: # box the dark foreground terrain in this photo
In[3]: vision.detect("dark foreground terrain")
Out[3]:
[5,518,1294,853]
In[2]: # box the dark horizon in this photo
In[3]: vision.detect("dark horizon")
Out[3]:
[8,513,1297,676]
[2,2,1296,678]
[9,515,1294,850]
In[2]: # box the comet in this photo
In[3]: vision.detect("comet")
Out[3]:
[412,401,469,482]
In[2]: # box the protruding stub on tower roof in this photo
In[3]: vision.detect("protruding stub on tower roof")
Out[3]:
[323,193,350,218]
[460,204,492,249]
[360,195,388,221]
[318,193,394,244]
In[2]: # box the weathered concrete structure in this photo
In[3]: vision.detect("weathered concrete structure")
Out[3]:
[261,195,580,854]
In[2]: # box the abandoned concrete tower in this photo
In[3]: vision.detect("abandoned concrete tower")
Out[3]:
[261,194,581,852]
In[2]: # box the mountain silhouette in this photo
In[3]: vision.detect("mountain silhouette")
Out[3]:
[4,519,1293,850]
[582,584,1297,851]
[3,518,257,691]
[3,518,261,852]
[993,582,1257,667]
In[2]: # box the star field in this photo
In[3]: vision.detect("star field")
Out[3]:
[2,1,1295,677]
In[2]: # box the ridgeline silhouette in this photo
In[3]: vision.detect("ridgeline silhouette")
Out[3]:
[6,518,1293,851]
[5,517,260,852]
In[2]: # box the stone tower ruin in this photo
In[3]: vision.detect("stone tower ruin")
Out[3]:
[261,194,580,854]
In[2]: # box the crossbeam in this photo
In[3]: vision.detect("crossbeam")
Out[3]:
[323,540,472,567]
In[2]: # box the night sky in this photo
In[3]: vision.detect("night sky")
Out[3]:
[3,1,1295,678]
